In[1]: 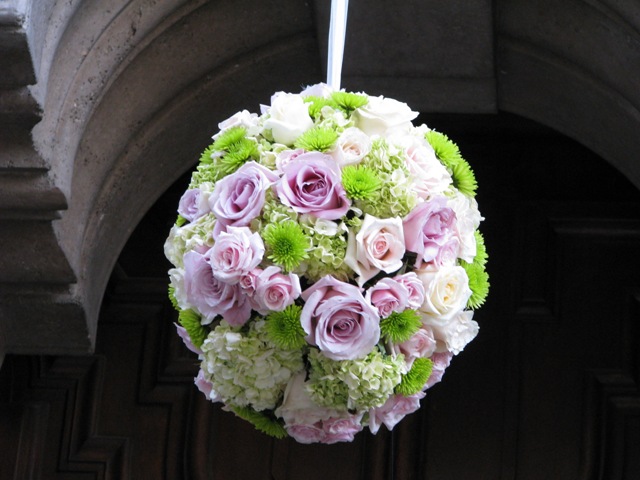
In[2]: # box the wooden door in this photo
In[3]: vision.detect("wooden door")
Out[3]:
[2,113,639,479]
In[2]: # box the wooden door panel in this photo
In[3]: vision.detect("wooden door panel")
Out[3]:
[2,114,639,479]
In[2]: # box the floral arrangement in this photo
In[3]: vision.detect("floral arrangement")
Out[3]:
[164,83,489,444]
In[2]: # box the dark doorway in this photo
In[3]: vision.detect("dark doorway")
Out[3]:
[2,113,639,479]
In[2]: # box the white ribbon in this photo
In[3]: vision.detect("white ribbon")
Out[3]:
[327,0,349,90]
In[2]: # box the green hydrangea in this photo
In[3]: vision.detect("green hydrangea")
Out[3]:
[298,219,350,281]
[306,348,405,411]
[200,320,305,412]
[251,189,298,232]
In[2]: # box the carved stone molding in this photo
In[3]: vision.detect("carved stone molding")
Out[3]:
[2,0,640,366]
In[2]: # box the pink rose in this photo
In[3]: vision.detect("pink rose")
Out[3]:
[253,266,301,314]
[344,214,406,286]
[183,250,252,326]
[208,161,278,237]
[393,132,452,199]
[424,351,453,390]
[276,372,332,443]
[432,237,460,267]
[195,369,222,402]
[394,272,425,309]
[276,152,350,220]
[322,414,364,444]
[397,326,437,368]
[403,197,457,268]
[368,391,425,434]
[301,276,380,360]
[238,268,261,297]
[275,148,305,173]
[178,187,211,222]
[287,423,326,444]
[175,323,202,354]
[365,278,409,318]
[276,372,364,444]
[208,226,264,284]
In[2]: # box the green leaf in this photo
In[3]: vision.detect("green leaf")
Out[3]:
[231,406,288,439]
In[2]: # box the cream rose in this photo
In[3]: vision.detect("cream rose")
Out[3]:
[330,127,371,166]
[344,214,406,286]
[262,92,314,145]
[353,95,418,137]
[416,265,472,321]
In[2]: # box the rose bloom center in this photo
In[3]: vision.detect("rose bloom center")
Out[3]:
[232,181,254,211]
[369,231,391,259]
[328,311,361,338]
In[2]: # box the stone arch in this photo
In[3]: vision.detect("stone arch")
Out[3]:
[495,0,640,190]
[2,0,639,355]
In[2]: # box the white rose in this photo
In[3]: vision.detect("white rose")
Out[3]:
[447,191,483,262]
[300,82,333,98]
[168,267,191,310]
[429,310,479,355]
[214,109,260,138]
[416,265,472,321]
[353,95,418,137]
[344,214,405,286]
[330,127,371,166]
[262,92,314,145]
[391,132,452,199]
[164,224,185,267]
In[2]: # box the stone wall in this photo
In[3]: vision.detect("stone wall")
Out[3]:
[1,0,639,358]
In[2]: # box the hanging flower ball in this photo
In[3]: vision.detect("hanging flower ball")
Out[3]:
[165,84,489,443]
